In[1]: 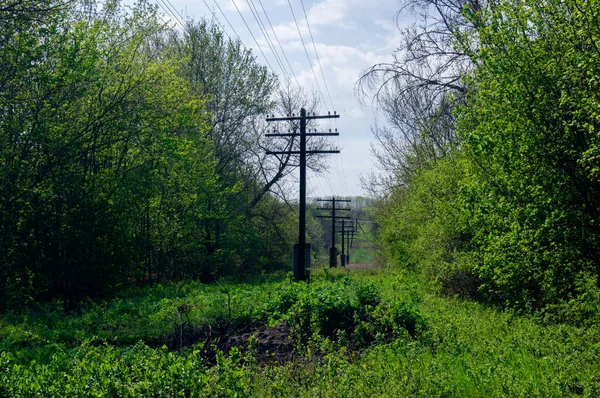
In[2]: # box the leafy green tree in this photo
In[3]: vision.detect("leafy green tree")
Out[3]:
[372,0,600,315]
[0,0,221,306]
[456,0,600,308]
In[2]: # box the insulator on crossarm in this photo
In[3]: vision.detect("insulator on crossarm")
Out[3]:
[334,111,337,115]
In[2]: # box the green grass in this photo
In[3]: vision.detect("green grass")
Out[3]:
[2,268,600,396]
[0,275,285,351]
[348,228,379,264]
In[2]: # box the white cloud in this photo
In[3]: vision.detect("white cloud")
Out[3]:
[306,0,352,26]
[374,18,396,32]
[345,106,365,119]
[223,0,248,13]
[272,21,310,44]
[168,0,408,196]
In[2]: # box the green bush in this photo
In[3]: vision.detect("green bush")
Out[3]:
[267,277,425,352]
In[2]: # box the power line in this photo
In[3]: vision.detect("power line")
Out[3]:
[230,0,276,74]
[211,0,242,41]
[286,0,327,110]
[200,0,234,40]
[296,1,349,195]
[163,0,186,24]
[156,0,185,31]
[245,0,288,80]
[257,0,301,90]
[300,0,334,112]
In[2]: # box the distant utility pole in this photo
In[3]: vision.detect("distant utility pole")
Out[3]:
[317,197,351,267]
[346,219,358,265]
[336,219,357,267]
[347,219,358,264]
[266,108,340,281]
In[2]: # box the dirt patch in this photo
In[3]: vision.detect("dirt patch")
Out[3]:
[225,322,297,364]
[156,321,297,365]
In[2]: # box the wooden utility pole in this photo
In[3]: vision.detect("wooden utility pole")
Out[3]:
[317,197,351,267]
[335,219,356,267]
[341,219,346,267]
[347,219,357,264]
[266,109,340,281]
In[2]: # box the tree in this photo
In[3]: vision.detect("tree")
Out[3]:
[166,20,277,179]
[358,0,491,195]
[372,0,600,315]
[455,0,600,309]
[0,0,220,306]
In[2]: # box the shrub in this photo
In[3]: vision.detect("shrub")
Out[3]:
[268,277,425,352]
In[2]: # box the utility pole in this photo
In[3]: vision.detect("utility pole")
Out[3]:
[341,219,346,267]
[335,219,356,267]
[316,197,351,267]
[345,220,352,266]
[346,219,358,265]
[266,109,340,281]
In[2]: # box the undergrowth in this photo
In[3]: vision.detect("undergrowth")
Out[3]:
[1,268,600,396]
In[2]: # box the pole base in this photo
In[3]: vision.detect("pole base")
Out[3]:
[329,246,337,268]
[294,243,311,281]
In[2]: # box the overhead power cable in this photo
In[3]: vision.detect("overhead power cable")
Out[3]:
[156,0,186,30]
[163,0,186,23]
[286,0,328,110]
[296,0,348,195]
[231,0,276,73]
[257,0,301,90]
[245,0,289,80]
[200,0,234,40]
[300,0,334,111]
[211,0,243,42]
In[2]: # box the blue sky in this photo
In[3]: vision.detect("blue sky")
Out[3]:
[156,0,410,197]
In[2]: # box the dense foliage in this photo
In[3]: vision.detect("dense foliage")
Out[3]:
[372,0,600,318]
[2,269,600,396]
[0,0,301,308]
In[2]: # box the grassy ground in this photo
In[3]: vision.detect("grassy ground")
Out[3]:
[347,224,379,265]
[2,266,600,396]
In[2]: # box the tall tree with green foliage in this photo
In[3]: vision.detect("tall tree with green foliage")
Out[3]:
[456,0,600,309]
[371,0,600,317]
[0,0,223,306]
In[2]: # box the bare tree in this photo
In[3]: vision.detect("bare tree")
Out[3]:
[358,0,492,195]
[245,82,336,208]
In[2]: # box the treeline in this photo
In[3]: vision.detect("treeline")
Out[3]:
[367,0,600,322]
[0,0,309,308]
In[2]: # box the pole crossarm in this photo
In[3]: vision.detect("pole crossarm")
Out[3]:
[317,215,351,219]
[266,150,340,155]
[317,207,351,211]
[316,198,351,202]
[266,113,340,122]
[265,133,340,137]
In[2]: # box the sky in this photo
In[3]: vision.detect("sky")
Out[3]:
[154,0,410,197]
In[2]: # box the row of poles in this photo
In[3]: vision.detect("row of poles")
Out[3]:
[266,108,340,281]
[316,198,358,268]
